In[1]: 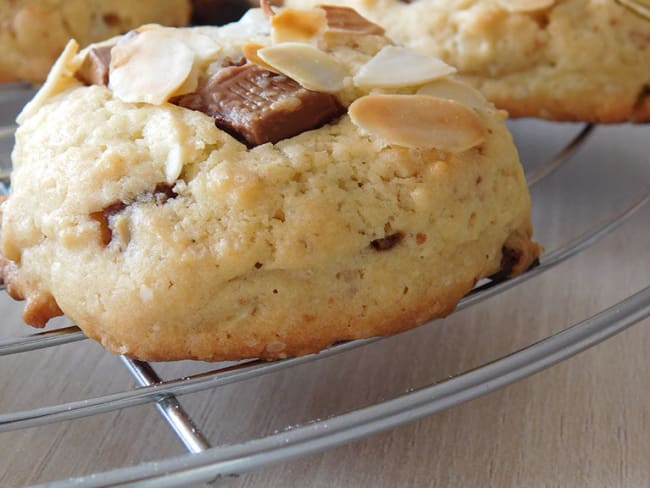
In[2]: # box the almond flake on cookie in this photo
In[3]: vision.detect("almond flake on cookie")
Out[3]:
[417,78,490,110]
[109,29,197,104]
[496,0,556,12]
[353,46,456,89]
[270,8,328,44]
[258,42,348,92]
[348,94,487,151]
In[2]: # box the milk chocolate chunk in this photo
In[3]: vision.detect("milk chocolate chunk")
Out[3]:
[173,64,345,146]
[76,45,113,86]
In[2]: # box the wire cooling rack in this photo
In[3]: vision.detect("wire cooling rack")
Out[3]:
[1,84,649,487]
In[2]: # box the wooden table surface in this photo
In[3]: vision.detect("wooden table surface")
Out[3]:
[1,96,649,487]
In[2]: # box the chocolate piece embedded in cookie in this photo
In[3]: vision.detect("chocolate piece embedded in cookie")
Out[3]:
[76,45,113,86]
[173,64,345,146]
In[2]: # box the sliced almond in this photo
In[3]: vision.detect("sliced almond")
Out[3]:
[348,94,487,152]
[109,29,195,105]
[417,78,489,110]
[270,8,328,44]
[258,42,347,92]
[242,42,279,72]
[135,24,163,33]
[17,40,82,124]
[353,46,456,89]
[216,8,271,39]
[496,0,555,12]
[171,62,200,97]
[177,30,221,63]
[318,5,385,35]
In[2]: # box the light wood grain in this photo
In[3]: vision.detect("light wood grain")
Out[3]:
[0,119,649,487]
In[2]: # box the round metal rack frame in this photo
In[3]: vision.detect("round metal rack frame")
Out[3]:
[1,85,649,488]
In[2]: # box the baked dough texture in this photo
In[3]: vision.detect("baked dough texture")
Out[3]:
[284,0,650,123]
[0,0,191,83]
[0,8,540,361]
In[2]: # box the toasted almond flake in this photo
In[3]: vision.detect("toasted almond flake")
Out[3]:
[216,8,271,39]
[171,62,200,97]
[497,0,555,12]
[109,29,195,105]
[258,42,347,92]
[417,78,489,110]
[318,5,385,35]
[353,46,456,89]
[135,23,163,33]
[348,94,487,152]
[242,42,279,72]
[177,30,221,63]
[17,40,82,124]
[271,8,328,44]
[165,145,183,183]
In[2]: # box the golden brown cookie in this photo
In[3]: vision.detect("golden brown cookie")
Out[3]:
[284,0,650,123]
[0,7,540,361]
[0,0,191,84]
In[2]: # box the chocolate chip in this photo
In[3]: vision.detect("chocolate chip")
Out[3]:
[152,183,178,203]
[371,232,404,251]
[76,45,113,86]
[172,64,345,146]
[102,12,121,27]
[90,201,127,247]
[89,183,178,246]
[488,246,540,281]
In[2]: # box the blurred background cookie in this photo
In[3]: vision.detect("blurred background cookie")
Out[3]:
[0,0,191,84]
[284,0,650,123]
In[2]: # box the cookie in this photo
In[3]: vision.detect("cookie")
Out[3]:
[0,7,540,361]
[0,0,191,84]
[284,0,650,123]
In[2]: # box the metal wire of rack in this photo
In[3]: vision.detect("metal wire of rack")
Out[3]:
[1,85,649,487]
